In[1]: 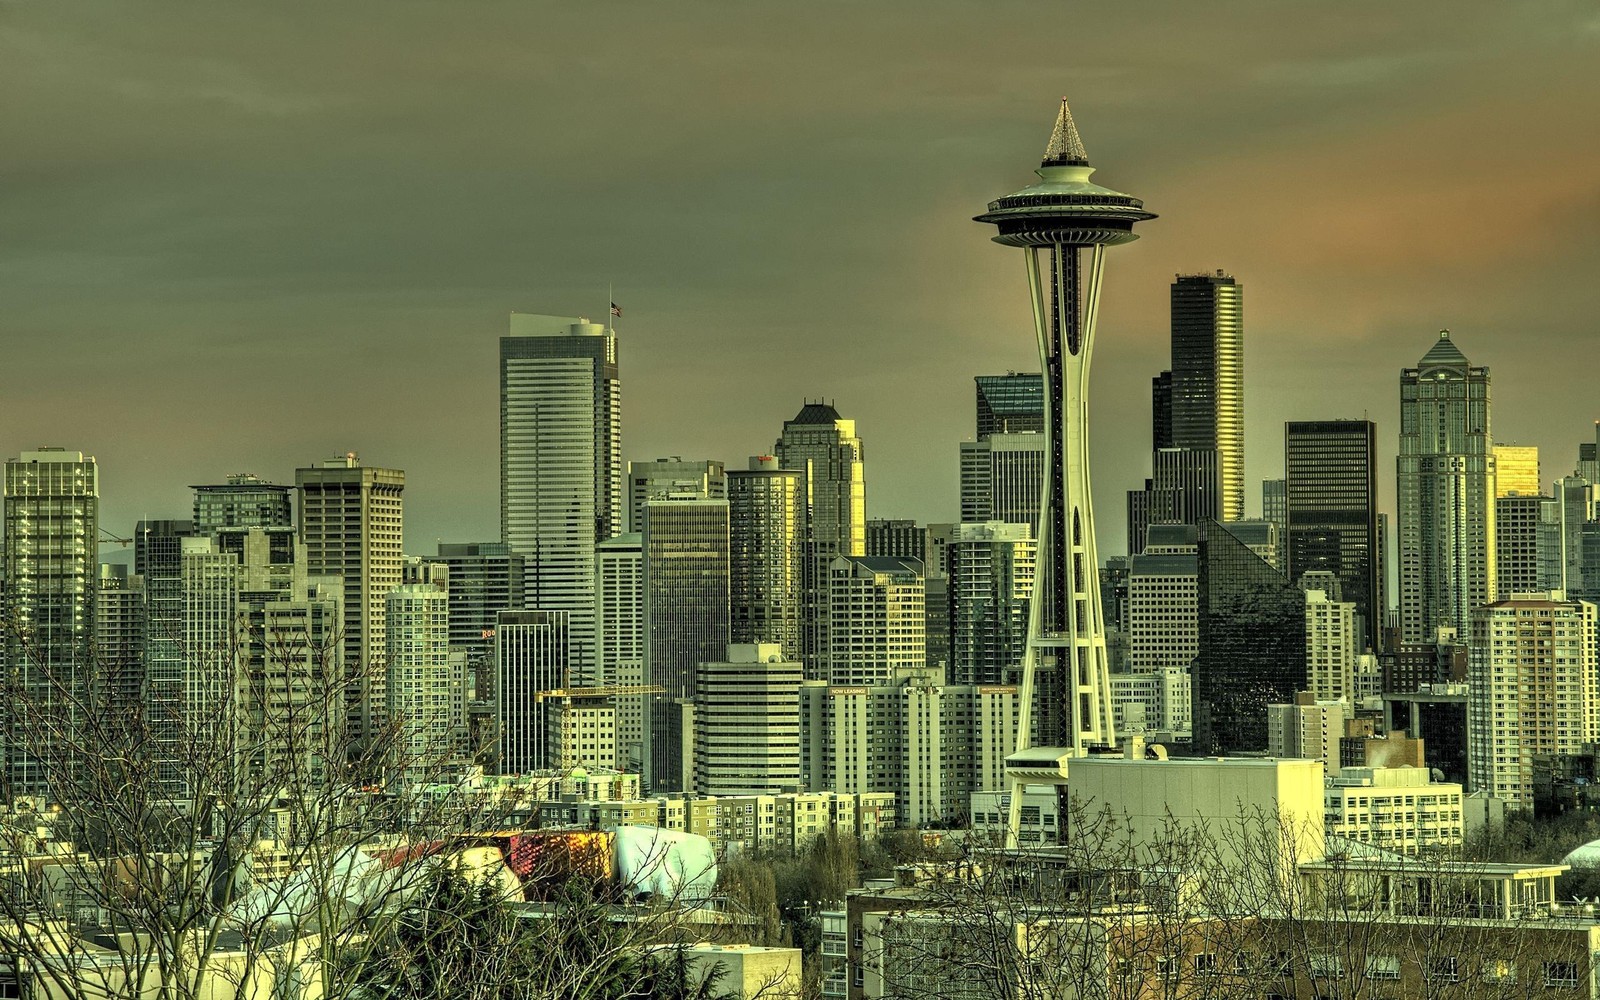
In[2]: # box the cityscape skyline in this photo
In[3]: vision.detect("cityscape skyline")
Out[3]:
[3,3,1599,558]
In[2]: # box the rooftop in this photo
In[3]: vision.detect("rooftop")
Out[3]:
[1417,328,1470,369]
[789,401,842,424]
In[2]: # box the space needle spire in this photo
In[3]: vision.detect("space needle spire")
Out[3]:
[975,99,1155,846]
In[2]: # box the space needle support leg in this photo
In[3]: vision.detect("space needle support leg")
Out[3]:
[1006,244,1054,849]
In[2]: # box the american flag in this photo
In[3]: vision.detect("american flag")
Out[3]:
[610,301,623,318]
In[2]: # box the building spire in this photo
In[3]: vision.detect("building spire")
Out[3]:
[1041,97,1090,167]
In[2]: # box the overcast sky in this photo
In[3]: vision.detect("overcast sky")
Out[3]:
[3,1,1597,558]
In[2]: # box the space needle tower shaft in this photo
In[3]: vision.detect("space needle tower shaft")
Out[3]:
[975,99,1155,846]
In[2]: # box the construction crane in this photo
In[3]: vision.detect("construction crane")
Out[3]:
[98,527,135,549]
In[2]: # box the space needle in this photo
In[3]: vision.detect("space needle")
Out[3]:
[975,99,1154,845]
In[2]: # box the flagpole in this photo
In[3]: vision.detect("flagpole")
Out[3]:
[608,281,614,332]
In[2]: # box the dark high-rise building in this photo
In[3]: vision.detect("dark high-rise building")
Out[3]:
[192,473,294,534]
[1494,494,1563,599]
[1150,448,1220,526]
[1285,420,1381,650]
[436,541,525,669]
[1191,519,1306,755]
[1126,273,1243,552]
[1126,484,1154,558]
[642,497,730,791]
[1262,478,1288,542]
[1397,330,1494,643]
[729,457,805,661]
[1578,424,1599,483]
[136,517,195,788]
[865,519,926,564]
[1169,272,1244,522]
[1150,371,1174,450]
[974,373,1044,438]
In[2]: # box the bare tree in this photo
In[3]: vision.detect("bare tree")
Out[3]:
[862,798,1597,1000]
[0,607,801,1000]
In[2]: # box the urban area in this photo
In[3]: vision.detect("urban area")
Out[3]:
[4,88,1600,1000]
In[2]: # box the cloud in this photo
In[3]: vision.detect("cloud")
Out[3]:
[0,1,1596,557]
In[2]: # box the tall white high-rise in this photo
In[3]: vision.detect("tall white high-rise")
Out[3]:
[501,314,621,685]
[296,453,404,749]
[595,532,645,772]
[1469,594,1598,806]
[387,582,453,783]
[3,449,100,797]
[694,643,803,796]
[1303,582,1359,705]
[826,556,925,687]
[179,537,240,747]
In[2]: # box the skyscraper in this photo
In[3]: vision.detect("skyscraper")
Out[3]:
[1191,519,1307,756]
[962,374,1046,530]
[1469,595,1598,806]
[774,401,866,677]
[1397,330,1495,643]
[947,522,1035,686]
[178,537,240,750]
[693,643,803,796]
[496,609,570,775]
[500,314,622,685]
[960,435,1046,529]
[1169,272,1244,522]
[192,473,294,533]
[864,519,927,564]
[974,98,1153,804]
[386,581,453,784]
[627,457,725,534]
[1494,494,1563,598]
[1126,273,1243,551]
[435,541,524,667]
[296,453,405,748]
[3,449,99,797]
[728,456,805,661]
[641,497,730,791]
[1284,419,1381,650]
[1493,445,1541,498]
[827,556,925,687]
[1262,478,1287,543]
[1126,549,1198,674]
[95,564,145,709]
[135,517,194,788]
[595,532,644,769]
[215,525,343,784]
[974,373,1044,438]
